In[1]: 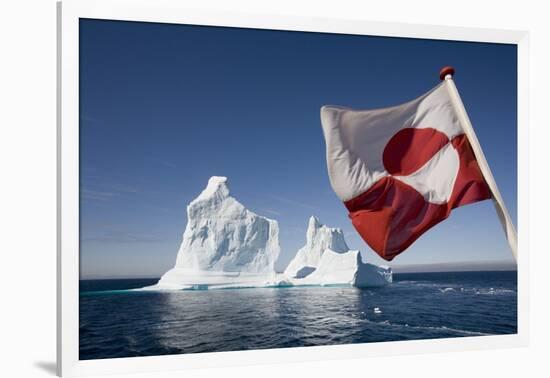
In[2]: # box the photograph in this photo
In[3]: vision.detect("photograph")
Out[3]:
[78,18,517,360]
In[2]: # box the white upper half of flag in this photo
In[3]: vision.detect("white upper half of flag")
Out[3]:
[320,82,464,203]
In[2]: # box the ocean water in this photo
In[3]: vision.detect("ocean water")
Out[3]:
[79,271,517,360]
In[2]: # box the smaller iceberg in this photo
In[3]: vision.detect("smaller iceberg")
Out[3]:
[285,217,392,288]
[284,216,349,278]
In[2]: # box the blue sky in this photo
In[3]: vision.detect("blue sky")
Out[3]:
[79,19,517,278]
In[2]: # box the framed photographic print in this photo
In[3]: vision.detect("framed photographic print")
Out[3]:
[57,0,529,376]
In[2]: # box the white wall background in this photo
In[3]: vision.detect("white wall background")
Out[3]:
[1,0,548,377]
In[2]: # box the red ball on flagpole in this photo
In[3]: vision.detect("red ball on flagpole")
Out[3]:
[439,66,455,80]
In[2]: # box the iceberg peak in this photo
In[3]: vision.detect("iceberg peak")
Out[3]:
[308,215,321,229]
[191,176,230,204]
[304,215,348,253]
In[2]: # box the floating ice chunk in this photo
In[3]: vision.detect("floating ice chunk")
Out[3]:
[439,287,456,293]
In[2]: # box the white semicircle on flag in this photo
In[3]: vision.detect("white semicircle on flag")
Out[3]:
[393,142,460,205]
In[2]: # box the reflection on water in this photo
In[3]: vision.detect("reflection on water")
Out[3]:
[154,288,368,352]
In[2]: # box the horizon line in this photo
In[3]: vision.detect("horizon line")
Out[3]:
[78,262,517,281]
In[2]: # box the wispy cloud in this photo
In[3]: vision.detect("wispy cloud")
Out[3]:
[103,183,140,194]
[144,155,180,169]
[80,180,140,202]
[81,223,166,243]
[344,231,358,239]
[138,203,183,216]
[80,114,103,125]
[81,189,119,202]
[156,159,178,169]
[267,195,319,212]
[81,230,164,243]
[262,208,282,216]
[291,226,305,235]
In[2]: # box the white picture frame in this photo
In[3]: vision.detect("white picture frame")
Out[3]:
[57,0,529,376]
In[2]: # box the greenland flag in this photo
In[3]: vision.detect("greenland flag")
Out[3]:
[321,82,492,261]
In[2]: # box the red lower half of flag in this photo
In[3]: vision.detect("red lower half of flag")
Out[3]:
[344,135,491,261]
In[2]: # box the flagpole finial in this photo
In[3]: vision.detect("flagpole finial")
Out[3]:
[439,66,455,81]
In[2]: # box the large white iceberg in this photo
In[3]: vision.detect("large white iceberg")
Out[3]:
[144,176,391,290]
[149,176,280,290]
[285,216,392,288]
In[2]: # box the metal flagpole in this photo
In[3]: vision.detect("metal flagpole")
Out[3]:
[440,66,518,261]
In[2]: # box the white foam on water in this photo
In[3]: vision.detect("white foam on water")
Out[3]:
[367,318,493,337]
[438,287,457,293]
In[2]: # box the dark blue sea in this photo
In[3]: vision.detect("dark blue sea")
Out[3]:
[79,271,517,360]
